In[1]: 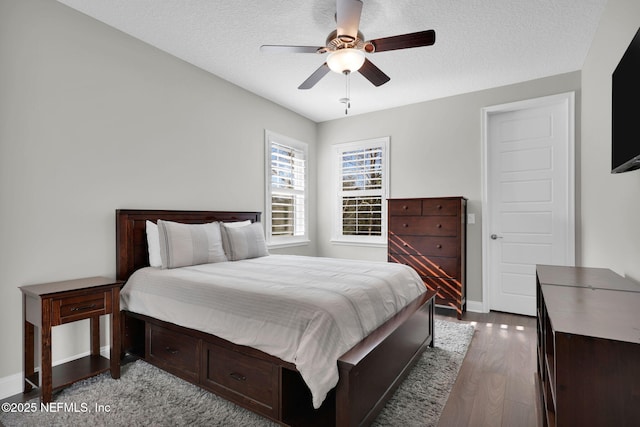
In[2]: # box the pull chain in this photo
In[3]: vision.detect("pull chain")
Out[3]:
[339,71,351,115]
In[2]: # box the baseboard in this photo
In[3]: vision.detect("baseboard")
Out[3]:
[466,300,486,313]
[0,346,110,400]
[0,371,23,401]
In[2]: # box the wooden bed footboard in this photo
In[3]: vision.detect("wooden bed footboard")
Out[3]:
[116,209,436,426]
[337,290,435,426]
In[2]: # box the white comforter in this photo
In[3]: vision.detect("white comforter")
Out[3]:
[120,255,425,408]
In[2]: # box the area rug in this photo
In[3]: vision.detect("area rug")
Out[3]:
[0,319,474,427]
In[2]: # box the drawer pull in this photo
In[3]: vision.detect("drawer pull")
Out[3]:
[229,372,247,382]
[403,223,408,228]
[436,224,442,228]
[436,204,442,209]
[70,304,96,312]
[164,347,179,355]
[436,244,442,249]
[402,205,408,210]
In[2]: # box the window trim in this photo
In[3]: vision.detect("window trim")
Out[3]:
[264,130,309,248]
[331,136,390,246]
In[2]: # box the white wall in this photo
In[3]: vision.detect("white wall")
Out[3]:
[0,0,316,383]
[580,0,640,281]
[317,72,581,304]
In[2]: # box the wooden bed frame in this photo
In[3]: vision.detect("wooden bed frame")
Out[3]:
[116,209,435,426]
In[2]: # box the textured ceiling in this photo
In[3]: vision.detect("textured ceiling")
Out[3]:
[56,0,606,123]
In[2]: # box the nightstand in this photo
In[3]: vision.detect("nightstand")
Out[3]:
[20,276,123,403]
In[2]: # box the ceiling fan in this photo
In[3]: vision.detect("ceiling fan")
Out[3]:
[260,0,436,90]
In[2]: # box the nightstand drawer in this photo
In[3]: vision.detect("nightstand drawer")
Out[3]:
[52,291,110,324]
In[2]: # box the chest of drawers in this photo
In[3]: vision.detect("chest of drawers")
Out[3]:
[388,197,467,318]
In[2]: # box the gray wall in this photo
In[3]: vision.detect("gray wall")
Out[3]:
[0,0,317,380]
[580,0,640,281]
[317,72,581,304]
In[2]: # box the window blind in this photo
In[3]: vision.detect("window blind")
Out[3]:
[270,142,305,237]
[339,146,384,236]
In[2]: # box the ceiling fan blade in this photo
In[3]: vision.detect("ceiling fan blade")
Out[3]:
[358,58,390,87]
[260,45,325,54]
[336,0,363,40]
[368,29,436,53]
[298,63,331,89]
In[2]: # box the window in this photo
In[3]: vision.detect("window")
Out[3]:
[333,137,389,245]
[265,131,308,247]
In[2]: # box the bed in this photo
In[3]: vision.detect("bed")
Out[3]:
[116,209,435,426]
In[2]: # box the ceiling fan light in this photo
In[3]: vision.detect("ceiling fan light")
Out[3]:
[327,48,365,73]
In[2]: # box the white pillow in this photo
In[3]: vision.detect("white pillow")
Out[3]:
[223,220,252,228]
[223,222,269,261]
[157,220,227,269]
[220,220,252,256]
[146,220,162,268]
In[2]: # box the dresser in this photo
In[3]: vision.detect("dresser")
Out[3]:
[536,265,640,426]
[388,197,467,319]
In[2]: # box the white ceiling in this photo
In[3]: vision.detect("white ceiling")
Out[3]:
[56,0,607,123]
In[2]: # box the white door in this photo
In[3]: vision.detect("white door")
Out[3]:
[482,93,575,316]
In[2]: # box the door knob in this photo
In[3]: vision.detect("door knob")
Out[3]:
[490,234,503,240]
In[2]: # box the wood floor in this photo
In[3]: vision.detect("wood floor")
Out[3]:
[435,308,540,427]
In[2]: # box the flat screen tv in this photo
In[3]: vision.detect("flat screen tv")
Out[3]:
[612,27,640,173]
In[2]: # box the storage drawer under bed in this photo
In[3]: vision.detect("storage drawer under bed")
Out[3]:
[201,341,280,419]
[142,319,280,420]
[147,323,200,382]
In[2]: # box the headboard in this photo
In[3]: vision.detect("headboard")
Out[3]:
[116,209,261,281]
